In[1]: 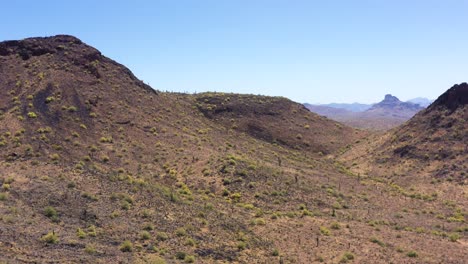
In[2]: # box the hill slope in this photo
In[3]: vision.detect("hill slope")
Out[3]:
[0,36,466,264]
[364,83,467,182]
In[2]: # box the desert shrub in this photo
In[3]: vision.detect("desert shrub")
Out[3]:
[44,206,58,220]
[340,252,354,263]
[41,232,58,244]
[77,228,87,239]
[99,136,113,143]
[370,237,385,247]
[0,193,7,201]
[320,226,331,236]
[45,96,55,103]
[143,223,155,231]
[50,153,60,161]
[231,192,241,202]
[185,238,196,247]
[175,252,186,260]
[156,232,168,241]
[121,200,131,210]
[84,244,97,254]
[67,181,76,188]
[184,255,195,263]
[254,218,266,225]
[87,225,97,237]
[331,222,341,230]
[120,240,133,252]
[237,241,247,250]
[67,106,78,112]
[176,227,187,237]
[449,233,460,242]
[140,231,151,240]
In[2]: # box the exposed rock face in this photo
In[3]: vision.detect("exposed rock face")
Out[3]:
[0,35,87,60]
[426,82,468,112]
[0,35,155,93]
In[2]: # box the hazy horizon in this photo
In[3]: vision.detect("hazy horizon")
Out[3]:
[2,0,467,104]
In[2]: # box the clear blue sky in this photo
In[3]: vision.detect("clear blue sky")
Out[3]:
[2,0,467,104]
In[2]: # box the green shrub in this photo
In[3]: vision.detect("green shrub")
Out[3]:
[340,252,354,263]
[143,223,155,231]
[45,96,55,103]
[0,193,7,201]
[185,238,196,247]
[176,227,187,237]
[320,226,331,236]
[184,255,195,263]
[120,240,133,252]
[50,153,60,161]
[407,251,418,258]
[87,225,97,237]
[254,218,266,225]
[331,222,341,230]
[140,231,151,240]
[41,232,58,244]
[449,233,460,242]
[237,241,247,250]
[121,200,131,210]
[67,106,78,112]
[27,112,37,118]
[77,228,87,239]
[175,252,186,260]
[156,232,168,241]
[370,237,385,247]
[84,244,97,254]
[44,206,58,220]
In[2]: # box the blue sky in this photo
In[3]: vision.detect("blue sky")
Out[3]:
[2,0,467,104]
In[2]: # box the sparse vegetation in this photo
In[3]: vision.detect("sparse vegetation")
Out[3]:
[0,35,465,264]
[41,232,58,244]
[119,240,133,252]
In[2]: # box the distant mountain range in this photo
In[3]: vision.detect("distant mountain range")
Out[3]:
[316,103,372,112]
[310,97,432,112]
[406,97,433,107]
[305,94,428,130]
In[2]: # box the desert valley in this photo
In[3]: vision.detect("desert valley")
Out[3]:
[0,35,466,264]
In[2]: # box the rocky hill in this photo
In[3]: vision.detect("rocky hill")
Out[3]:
[341,82,467,184]
[376,83,467,182]
[0,36,466,264]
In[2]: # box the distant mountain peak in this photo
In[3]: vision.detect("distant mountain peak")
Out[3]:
[367,93,423,114]
[428,82,468,112]
[383,94,400,103]
[372,94,405,108]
